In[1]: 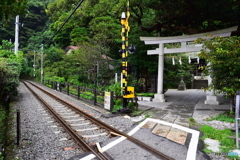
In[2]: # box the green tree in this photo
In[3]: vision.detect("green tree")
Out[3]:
[45,0,239,89]
[0,0,51,48]
[196,36,240,111]
[130,0,239,34]
[0,40,23,103]
[0,0,28,21]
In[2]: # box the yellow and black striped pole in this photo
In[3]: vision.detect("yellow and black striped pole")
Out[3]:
[121,0,134,109]
[121,11,127,108]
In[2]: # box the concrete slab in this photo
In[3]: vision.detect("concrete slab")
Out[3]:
[174,116,190,127]
[137,105,155,111]
[178,112,192,118]
[152,123,171,137]
[162,113,178,123]
[204,138,220,152]
[166,128,188,145]
[141,121,157,129]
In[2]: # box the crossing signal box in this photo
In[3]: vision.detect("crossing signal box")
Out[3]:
[123,86,134,98]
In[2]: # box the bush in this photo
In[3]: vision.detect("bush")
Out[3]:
[112,105,122,112]
[108,82,121,97]
[0,56,22,102]
[81,91,94,100]
[114,99,122,105]
[0,107,7,145]
[137,93,155,98]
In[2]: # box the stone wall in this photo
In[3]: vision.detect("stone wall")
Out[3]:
[193,80,208,89]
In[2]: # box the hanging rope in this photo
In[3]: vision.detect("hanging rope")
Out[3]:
[172,57,175,65]
[179,57,182,65]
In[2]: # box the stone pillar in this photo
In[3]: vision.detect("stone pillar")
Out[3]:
[204,75,219,105]
[153,43,166,102]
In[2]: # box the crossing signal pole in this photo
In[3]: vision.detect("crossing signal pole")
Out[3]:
[120,0,135,111]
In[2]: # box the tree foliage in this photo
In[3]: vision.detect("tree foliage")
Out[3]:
[0,0,52,49]
[1,0,238,94]
[130,0,240,34]
[0,40,23,103]
[0,0,28,22]
[196,36,240,110]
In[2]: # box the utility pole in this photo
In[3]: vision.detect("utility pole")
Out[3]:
[40,44,44,84]
[14,15,19,55]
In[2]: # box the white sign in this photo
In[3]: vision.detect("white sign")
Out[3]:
[104,92,111,110]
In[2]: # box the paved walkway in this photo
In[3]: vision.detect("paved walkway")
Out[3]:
[138,89,230,124]
[137,89,230,145]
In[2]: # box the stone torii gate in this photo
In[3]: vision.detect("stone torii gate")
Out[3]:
[140,26,238,104]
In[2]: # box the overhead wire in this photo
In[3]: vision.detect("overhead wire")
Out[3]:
[42,0,85,46]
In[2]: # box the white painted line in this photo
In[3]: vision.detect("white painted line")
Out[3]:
[102,118,199,160]
[80,118,200,160]
[79,154,95,160]
[101,119,148,152]
[146,118,200,160]
[101,136,126,152]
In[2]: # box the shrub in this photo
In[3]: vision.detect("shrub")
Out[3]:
[108,82,121,97]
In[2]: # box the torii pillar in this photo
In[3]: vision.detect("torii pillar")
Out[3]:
[140,26,238,103]
[155,43,165,102]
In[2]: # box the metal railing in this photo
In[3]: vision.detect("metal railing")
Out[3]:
[43,80,108,108]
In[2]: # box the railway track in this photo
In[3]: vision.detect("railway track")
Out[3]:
[22,80,174,160]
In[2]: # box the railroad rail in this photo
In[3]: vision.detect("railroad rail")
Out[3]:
[22,80,174,160]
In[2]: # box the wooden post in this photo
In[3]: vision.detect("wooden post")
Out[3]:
[17,110,20,146]
[94,89,97,105]
[77,86,80,99]
[67,84,69,95]
[110,91,114,111]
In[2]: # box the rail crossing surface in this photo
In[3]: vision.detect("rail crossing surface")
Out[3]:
[78,89,230,160]
[15,82,230,160]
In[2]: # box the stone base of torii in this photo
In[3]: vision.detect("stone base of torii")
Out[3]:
[140,26,238,104]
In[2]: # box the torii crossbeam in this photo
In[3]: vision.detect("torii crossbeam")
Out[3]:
[140,26,238,103]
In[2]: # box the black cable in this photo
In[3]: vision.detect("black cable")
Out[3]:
[42,0,85,46]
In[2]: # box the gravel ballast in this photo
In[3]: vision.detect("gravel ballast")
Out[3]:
[13,82,135,159]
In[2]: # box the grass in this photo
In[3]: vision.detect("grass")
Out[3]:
[206,113,235,123]
[200,125,236,157]
[137,93,155,98]
[144,115,151,118]
[189,117,196,123]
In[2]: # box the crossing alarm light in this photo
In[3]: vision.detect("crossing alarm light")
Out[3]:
[128,44,136,54]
